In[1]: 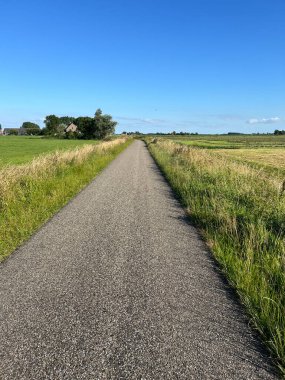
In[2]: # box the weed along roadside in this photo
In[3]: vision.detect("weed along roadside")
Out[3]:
[145,137,285,375]
[0,138,132,262]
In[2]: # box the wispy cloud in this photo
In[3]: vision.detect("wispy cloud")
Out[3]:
[247,117,282,124]
[116,116,167,125]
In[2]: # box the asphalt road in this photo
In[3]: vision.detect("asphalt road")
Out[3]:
[0,140,279,379]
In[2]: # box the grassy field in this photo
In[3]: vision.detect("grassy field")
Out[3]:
[214,148,285,179]
[169,134,285,149]
[146,136,285,375]
[0,138,131,262]
[0,136,99,165]
[176,134,285,178]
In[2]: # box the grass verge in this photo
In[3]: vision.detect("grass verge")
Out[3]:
[0,138,131,262]
[146,138,285,375]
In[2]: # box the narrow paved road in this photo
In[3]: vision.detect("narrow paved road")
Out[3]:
[0,141,278,379]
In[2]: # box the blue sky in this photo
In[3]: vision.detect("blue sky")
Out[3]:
[0,0,284,133]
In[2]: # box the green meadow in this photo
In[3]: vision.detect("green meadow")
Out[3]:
[0,136,99,165]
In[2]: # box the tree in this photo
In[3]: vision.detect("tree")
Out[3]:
[56,123,67,136]
[9,129,19,135]
[43,115,76,136]
[76,109,117,139]
[44,115,60,135]
[43,109,116,139]
[274,129,285,135]
[93,108,117,139]
[21,121,41,135]
[59,116,75,126]
[22,122,40,130]
[75,116,93,137]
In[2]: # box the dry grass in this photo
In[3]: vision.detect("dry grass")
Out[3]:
[0,138,127,199]
[214,148,285,178]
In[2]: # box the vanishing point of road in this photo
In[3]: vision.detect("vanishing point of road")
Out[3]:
[0,140,279,379]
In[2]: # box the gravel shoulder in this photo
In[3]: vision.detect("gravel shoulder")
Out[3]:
[0,140,279,379]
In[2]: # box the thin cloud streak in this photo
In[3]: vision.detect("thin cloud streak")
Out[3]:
[247,117,282,124]
[116,116,167,124]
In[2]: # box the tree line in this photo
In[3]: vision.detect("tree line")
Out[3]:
[1,109,117,139]
[121,131,199,136]
[274,129,285,135]
[43,109,117,139]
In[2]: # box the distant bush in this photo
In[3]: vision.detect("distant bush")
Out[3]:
[9,129,19,135]
[274,130,285,135]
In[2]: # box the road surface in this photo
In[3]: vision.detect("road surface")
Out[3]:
[0,140,279,379]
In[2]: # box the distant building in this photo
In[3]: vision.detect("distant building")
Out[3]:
[2,128,28,136]
[3,128,20,135]
[64,123,78,133]
[19,128,28,136]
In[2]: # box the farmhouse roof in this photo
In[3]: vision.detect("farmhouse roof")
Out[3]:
[64,123,78,132]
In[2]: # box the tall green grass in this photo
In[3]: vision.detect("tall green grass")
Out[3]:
[0,138,131,261]
[147,138,285,375]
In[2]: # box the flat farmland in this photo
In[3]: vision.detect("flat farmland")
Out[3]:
[215,148,285,178]
[0,136,98,165]
[173,134,285,149]
[176,135,285,177]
